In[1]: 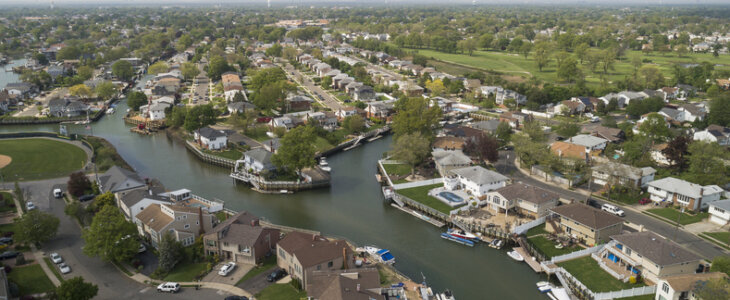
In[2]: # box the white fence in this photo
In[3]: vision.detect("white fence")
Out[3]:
[592,253,625,281]
[594,286,657,300]
[550,244,605,264]
[521,109,555,119]
[392,178,443,190]
[512,216,546,235]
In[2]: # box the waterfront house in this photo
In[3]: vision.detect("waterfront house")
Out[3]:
[203,211,280,265]
[596,231,702,283]
[655,272,727,300]
[117,181,171,224]
[443,124,483,142]
[97,166,147,196]
[240,148,276,174]
[335,107,364,121]
[432,150,472,177]
[709,200,730,226]
[443,166,509,199]
[486,183,560,218]
[306,268,388,300]
[48,98,89,118]
[592,162,656,189]
[693,125,730,146]
[139,101,169,121]
[4,82,33,99]
[647,177,724,211]
[135,203,215,248]
[365,100,395,121]
[276,232,353,287]
[546,203,624,246]
[194,127,228,150]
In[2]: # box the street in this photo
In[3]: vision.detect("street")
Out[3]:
[282,63,344,110]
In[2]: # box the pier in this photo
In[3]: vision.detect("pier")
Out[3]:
[513,247,544,273]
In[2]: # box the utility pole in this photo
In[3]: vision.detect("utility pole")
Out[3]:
[673,207,683,241]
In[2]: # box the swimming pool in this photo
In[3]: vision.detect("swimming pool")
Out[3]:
[439,191,465,203]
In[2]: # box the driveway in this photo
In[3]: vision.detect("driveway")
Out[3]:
[237,266,278,295]
[135,248,158,276]
[203,261,253,285]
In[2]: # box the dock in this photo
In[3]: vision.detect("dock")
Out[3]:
[390,204,445,227]
[513,247,543,273]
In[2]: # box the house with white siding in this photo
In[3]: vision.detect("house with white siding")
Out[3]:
[444,166,509,199]
[647,177,723,211]
[708,199,730,226]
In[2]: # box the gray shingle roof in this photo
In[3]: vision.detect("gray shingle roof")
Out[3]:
[432,150,471,167]
[98,166,145,194]
[244,148,273,164]
[711,199,730,211]
[647,177,723,199]
[196,127,226,139]
[493,183,560,205]
[449,166,509,185]
[550,203,624,230]
[611,231,701,266]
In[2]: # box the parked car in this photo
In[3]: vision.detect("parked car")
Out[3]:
[267,269,287,282]
[26,202,36,211]
[53,189,63,198]
[0,237,12,244]
[0,251,18,260]
[157,282,180,293]
[639,198,651,205]
[138,243,147,253]
[601,203,625,217]
[59,263,71,274]
[78,194,95,202]
[218,262,236,276]
[50,252,63,264]
[586,199,601,209]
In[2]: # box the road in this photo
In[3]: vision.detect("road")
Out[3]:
[190,62,211,106]
[498,151,728,261]
[282,63,344,111]
[2,179,237,300]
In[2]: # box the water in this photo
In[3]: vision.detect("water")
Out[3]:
[0,100,544,299]
[0,59,26,90]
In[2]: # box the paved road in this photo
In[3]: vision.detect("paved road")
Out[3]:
[499,151,728,260]
[190,62,211,106]
[2,179,237,300]
[282,63,344,110]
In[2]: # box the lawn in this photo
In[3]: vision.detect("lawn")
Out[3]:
[527,235,582,259]
[0,192,17,213]
[382,163,412,177]
[646,208,708,225]
[525,225,548,237]
[164,262,208,282]
[8,264,56,296]
[313,136,334,152]
[0,222,18,235]
[44,257,65,283]
[255,283,307,300]
[204,148,243,160]
[237,255,277,285]
[702,232,730,247]
[616,295,655,300]
[558,256,645,293]
[0,138,88,181]
[396,183,452,214]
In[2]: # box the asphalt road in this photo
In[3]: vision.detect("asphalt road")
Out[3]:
[282,63,344,110]
[499,151,728,261]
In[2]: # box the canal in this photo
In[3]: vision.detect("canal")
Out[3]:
[0,98,544,299]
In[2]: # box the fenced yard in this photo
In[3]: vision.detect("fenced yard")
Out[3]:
[558,256,645,293]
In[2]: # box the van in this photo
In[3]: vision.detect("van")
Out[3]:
[157,282,180,293]
[601,203,625,217]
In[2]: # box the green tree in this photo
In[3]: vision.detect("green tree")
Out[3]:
[184,104,218,132]
[82,205,138,262]
[557,57,581,83]
[710,256,730,276]
[575,43,589,64]
[640,65,665,89]
[390,132,431,176]
[391,97,442,139]
[176,34,193,52]
[265,44,283,57]
[637,113,671,142]
[147,61,169,75]
[112,60,134,81]
[687,141,728,186]
[15,210,59,246]
[55,277,98,300]
[708,93,730,127]
[126,91,148,111]
[207,55,233,81]
[321,76,332,88]
[555,119,581,137]
[271,126,317,175]
[425,79,446,97]
[495,121,512,145]
[92,192,116,211]
[520,43,533,59]
[157,232,184,273]
[76,66,93,80]
[692,277,730,300]
[522,121,547,143]
[282,47,298,61]
[181,62,200,81]
[533,41,551,72]
[166,106,188,128]
[95,81,117,101]
[69,84,93,98]
[342,115,365,134]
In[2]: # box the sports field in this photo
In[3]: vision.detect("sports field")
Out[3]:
[0,138,88,181]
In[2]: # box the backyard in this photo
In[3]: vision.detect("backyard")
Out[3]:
[527,235,583,259]
[396,183,452,214]
[558,256,645,293]
[8,264,56,296]
[0,138,88,181]
[646,208,708,225]
[204,148,243,160]
[255,283,306,300]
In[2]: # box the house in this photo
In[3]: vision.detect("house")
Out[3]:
[551,141,592,161]
[96,166,146,196]
[443,125,483,142]
[203,211,280,265]
[365,100,395,121]
[194,127,228,150]
[432,136,466,151]
[276,232,354,287]
[597,231,702,283]
[650,143,671,166]
[565,134,609,152]
[335,107,364,121]
[287,95,313,112]
[239,148,276,174]
[4,82,33,98]
[486,183,560,218]
[659,87,679,102]
[227,101,255,114]
[553,100,586,115]
[352,85,375,101]
[139,102,169,121]
[443,166,510,199]
[647,177,723,211]
[469,119,502,134]
[117,181,171,223]
[587,126,625,143]
[306,268,389,300]
[221,72,244,102]
[499,111,532,128]
[693,125,730,146]
[655,272,727,300]
[592,162,656,189]
[135,203,215,248]
[432,150,472,176]
[546,203,624,246]
[495,89,527,105]
[678,103,706,122]
[48,98,88,117]
[658,107,685,123]
[708,200,730,226]
[46,65,66,81]
[480,86,503,98]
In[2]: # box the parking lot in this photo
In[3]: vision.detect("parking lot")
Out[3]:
[202,261,253,285]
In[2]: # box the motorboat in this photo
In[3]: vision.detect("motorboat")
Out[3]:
[359,246,395,264]
[446,228,478,241]
[106,107,115,114]
[440,232,475,247]
[436,289,456,300]
[319,157,331,172]
[382,186,394,200]
[507,249,524,261]
[489,239,504,249]
[537,282,554,293]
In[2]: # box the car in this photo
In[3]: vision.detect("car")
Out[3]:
[25,202,36,211]
[555,136,565,141]
[138,243,147,253]
[53,189,64,198]
[267,269,287,282]
[639,198,652,205]
[0,237,12,244]
[0,251,18,260]
[224,296,249,300]
[50,252,63,264]
[78,194,95,202]
[157,282,180,293]
[591,116,600,123]
[601,203,625,217]
[586,199,602,209]
[218,262,236,276]
[59,263,71,274]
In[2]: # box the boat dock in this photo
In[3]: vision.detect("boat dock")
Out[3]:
[513,247,543,273]
[390,204,445,227]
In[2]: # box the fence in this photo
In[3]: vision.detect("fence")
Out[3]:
[592,253,625,281]
[184,140,236,168]
[550,244,605,264]
[511,216,546,235]
[230,168,330,193]
[531,165,586,188]
[593,286,656,300]
[520,109,555,119]
[191,194,224,213]
[393,193,450,223]
[392,178,442,190]
[259,217,320,236]
[555,266,656,300]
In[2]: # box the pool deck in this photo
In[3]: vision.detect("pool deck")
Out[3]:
[428,187,471,208]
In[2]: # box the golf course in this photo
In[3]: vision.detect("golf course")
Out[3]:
[0,138,88,181]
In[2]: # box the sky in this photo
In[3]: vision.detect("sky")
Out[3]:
[1,0,729,6]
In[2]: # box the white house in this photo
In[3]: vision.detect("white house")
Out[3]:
[119,188,173,224]
[655,272,727,300]
[709,200,730,226]
[444,166,509,198]
[194,127,228,150]
[592,162,656,189]
[565,134,608,152]
[693,125,730,146]
[239,148,276,173]
[647,177,724,211]
[485,183,560,218]
[139,102,169,121]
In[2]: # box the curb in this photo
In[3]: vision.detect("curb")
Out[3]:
[641,211,685,228]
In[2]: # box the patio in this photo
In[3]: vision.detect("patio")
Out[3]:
[428,186,472,208]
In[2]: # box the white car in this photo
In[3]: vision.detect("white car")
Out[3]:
[59,263,71,274]
[157,282,180,293]
[138,243,147,253]
[53,189,63,198]
[50,253,63,264]
[26,202,36,211]
[218,262,236,276]
[602,203,626,217]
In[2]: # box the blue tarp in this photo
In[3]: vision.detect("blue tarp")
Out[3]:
[608,253,618,262]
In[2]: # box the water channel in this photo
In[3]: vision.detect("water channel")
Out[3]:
[1,66,543,299]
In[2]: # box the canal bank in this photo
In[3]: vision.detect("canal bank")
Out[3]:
[0,99,544,299]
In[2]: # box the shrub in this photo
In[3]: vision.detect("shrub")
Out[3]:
[15,254,25,266]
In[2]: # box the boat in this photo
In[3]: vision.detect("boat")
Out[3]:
[382,186,394,200]
[359,246,395,264]
[440,232,475,247]
[319,157,331,172]
[536,281,551,288]
[507,249,524,261]
[436,289,456,300]
[106,107,115,114]
[537,282,554,293]
[418,277,456,300]
[489,239,504,249]
[446,228,478,241]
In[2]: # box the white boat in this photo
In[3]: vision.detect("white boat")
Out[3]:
[319,158,331,172]
[382,186,394,200]
[489,239,504,249]
[536,281,551,288]
[507,249,524,261]
[537,284,554,293]
[446,228,477,241]
[359,246,395,264]
[106,107,115,114]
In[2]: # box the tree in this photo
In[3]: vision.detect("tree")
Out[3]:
[496,121,512,145]
[176,34,193,52]
[390,132,431,176]
[15,210,59,246]
[663,135,691,170]
[640,65,665,89]
[69,84,93,98]
[184,104,217,132]
[555,119,581,137]
[520,43,533,59]
[266,44,283,57]
[464,133,499,163]
[533,41,551,72]
[282,47,298,61]
[575,43,589,64]
[95,81,117,101]
[692,277,730,300]
[272,126,317,175]
[412,54,428,67]
[147,61,169,75]
[76,66,93,80]
[687,141,728,186]
[181,62,200,81]
[391,97,442,139]
[342,115,365,134]
[82,205,138,262]
[708,93,730,127]
[112,60,134,81]
[207,55,233,80]
[55,277,98,300]
[92,192,115,211]
[600,48,617,74]
[321,76,332,88]
[425,79,446,96]
[67,171,91,197]
[557,57,581,83]
[523,121,547,143]
[157,232,184,273]
[710,256,730,276]
[126,91,148,111]
[637,113,671,143]
[166,106,188,128]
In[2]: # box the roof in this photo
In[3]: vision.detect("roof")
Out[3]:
[551,141,589,160]
[98,166,146,194]
[680,103,705,116]
[550,203,624,230]
[307,269,384,300]
[663,272,727,292]
[647,177,723,199]
[567,134,608,148]
[710,199,730,211]
[196,127,226,139]
[278,232,351,268]
[228,101,255,111]
[449,166,509,185]
[589,126,624,142]
[659,107,682,121]
[611,231,701,266]
[206,211,275,247]
[135,204,174,232]
[704,125,730,138]
[244,148,273,164]
[445,125,483,139]
[432,150,471,167]
[593,162,656,180]
[470,119,501,132]
[493,183,560,205]
[119,180,168,208]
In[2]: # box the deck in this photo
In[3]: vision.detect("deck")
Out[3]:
[513,247,543,273]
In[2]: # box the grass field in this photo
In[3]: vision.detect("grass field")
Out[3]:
[0,138,87,181]
[525,225,548,237]
[396,183,452,214]
[44,257,65,283]
[527,235,582,259]
[646,208,708,225]
[8,264,56,296]
[164,262,208,282]
[255,283,307,300]
[382,163,412,177]
[204,148,243,160]
[558,256,645,293]
[702,232,730,246]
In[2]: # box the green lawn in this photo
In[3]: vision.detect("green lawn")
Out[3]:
[396,183,452,214]
[0,138,88,181]
[255,283,307,300]
[0,192,17,213]
[237,255,277,285]
[164,262,208,282]
[525,225,549,237]
[204,148,243,160]
[558,256,645,293]
[616,295,655,300]
[527,235,582,259]
[647,208,708,225]
[44,257,65,283]
[313,136,334,152]
[8,264,56,296]
[382,163,412,177]
[703,232,730,246]
[0,222,18,235]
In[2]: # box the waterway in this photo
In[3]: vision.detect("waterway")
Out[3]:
[0,59,26,90]
[0,99,544,299]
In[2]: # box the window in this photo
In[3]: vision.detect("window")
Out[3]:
[662,282,669,293]
[327,261,333,268]
[316,265,321,270]
[196,220,199,225]
[183,215,187,219]
[626,248,632,255]
[184,224,190,229]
